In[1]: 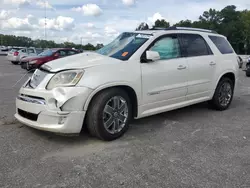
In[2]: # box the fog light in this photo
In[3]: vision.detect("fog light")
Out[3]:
[58,116,67,125]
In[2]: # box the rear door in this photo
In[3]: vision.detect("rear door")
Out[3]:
[179,33,216,100]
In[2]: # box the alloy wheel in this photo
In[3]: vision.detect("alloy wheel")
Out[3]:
[218,82,232,107]
[103,96,129,134]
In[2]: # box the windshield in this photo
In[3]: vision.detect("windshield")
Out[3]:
[38,49,53,57]
[96,32,151,60]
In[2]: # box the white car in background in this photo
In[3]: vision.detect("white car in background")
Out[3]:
[15,27,239,141]
[6,47,24,63]
[7,47,41,64]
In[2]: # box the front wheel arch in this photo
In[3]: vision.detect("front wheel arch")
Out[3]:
[84,85,138,118]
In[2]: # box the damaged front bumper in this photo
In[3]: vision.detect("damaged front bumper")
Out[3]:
[15,81,93,134]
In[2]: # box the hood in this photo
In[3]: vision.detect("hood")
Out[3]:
[44,52,122,72]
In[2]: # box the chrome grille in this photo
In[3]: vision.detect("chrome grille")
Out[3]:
[29,69,48,88]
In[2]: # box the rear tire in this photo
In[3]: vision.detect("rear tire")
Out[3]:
[209,77,234,111]
[86,88,132,141]
[11,61,18,65]
[246,71,250,77]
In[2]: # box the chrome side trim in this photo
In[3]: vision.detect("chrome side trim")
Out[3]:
[17,95,46,105]
[148,86,187,96]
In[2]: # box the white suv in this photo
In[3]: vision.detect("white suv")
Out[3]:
[15,27,239,141]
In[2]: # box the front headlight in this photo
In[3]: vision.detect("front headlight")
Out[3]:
[29,60,37,64]
[46,70,84,90]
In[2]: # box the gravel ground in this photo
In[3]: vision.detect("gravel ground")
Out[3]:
[0,56,250,188]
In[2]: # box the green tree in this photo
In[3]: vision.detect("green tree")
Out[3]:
[174,20,193,27]
[96,43,104,50]
[136,22,149,30]
[154,19,170,28]
[241,10,250,54]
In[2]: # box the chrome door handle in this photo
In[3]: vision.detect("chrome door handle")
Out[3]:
[210,62,216,66]
[177,65,187,70]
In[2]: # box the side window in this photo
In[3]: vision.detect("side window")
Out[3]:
[21,49,26,53]
[67,50,77,55]
[28,49,35,53]
[149,35,181,60]
[58,50,67,57]
[209,36,234,54]
[180,34,211,57]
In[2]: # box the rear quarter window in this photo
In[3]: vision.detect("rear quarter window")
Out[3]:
[209,36,234,54]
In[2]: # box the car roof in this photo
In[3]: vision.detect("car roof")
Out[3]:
[131,27,225,38]
[50,48,77,51]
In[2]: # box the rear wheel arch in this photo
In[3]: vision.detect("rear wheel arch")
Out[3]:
[215,72,235,90]
[217,72,235,89]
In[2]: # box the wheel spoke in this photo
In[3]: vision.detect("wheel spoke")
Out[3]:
[119,103,126,113]
[118,114,126,123]
[222,98,227,106]
[113,97,119,109]
[219,95,224,103]
[104,105,114,115]
[113,118,119,132]
[105,117,115,129]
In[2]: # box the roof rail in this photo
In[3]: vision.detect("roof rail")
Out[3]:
[149,26,218,34]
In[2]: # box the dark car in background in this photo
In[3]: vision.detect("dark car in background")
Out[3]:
[237,56,243,69]
[21,48,79,70]
[245,57,250,77]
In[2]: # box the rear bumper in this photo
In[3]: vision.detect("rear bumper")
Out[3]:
[7,55,19,62]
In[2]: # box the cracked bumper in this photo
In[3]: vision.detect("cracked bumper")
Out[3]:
[15,85,93,134]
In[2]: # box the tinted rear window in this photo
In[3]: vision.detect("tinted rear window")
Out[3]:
[209,36,234,54]
[180,34,212,57]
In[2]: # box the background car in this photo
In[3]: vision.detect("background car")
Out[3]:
[21,48,79,70]
[237,56,243,68]
[245,57,250,77]
[19,48,43,64]
[6,47,24,63]
[8,47,43,65]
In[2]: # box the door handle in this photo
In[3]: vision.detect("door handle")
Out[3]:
[177,65,187,70]
[210,62,216,66]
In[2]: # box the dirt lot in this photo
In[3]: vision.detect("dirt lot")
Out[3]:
[0,56,250,188]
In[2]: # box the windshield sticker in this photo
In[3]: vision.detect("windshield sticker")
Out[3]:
[136,34,151,39]
[122,52,129,57]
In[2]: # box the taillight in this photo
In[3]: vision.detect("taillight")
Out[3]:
[14,51,19,56]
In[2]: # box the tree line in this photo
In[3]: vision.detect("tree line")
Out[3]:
[0,34,104,51]
[0,5,249,54]
[136,5,250,54]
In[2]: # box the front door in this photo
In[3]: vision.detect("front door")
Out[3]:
[140,34,188,116]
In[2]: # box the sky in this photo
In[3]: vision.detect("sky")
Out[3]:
[0,0,250,45]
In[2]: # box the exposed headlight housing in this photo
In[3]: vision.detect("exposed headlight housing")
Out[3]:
[46,70,84,90]
[29,60,37,64]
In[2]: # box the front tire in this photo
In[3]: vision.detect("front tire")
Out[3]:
[209,77,234,111]
[86,88,132,141]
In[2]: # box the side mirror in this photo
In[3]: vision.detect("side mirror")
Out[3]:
[146,51,160,62]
